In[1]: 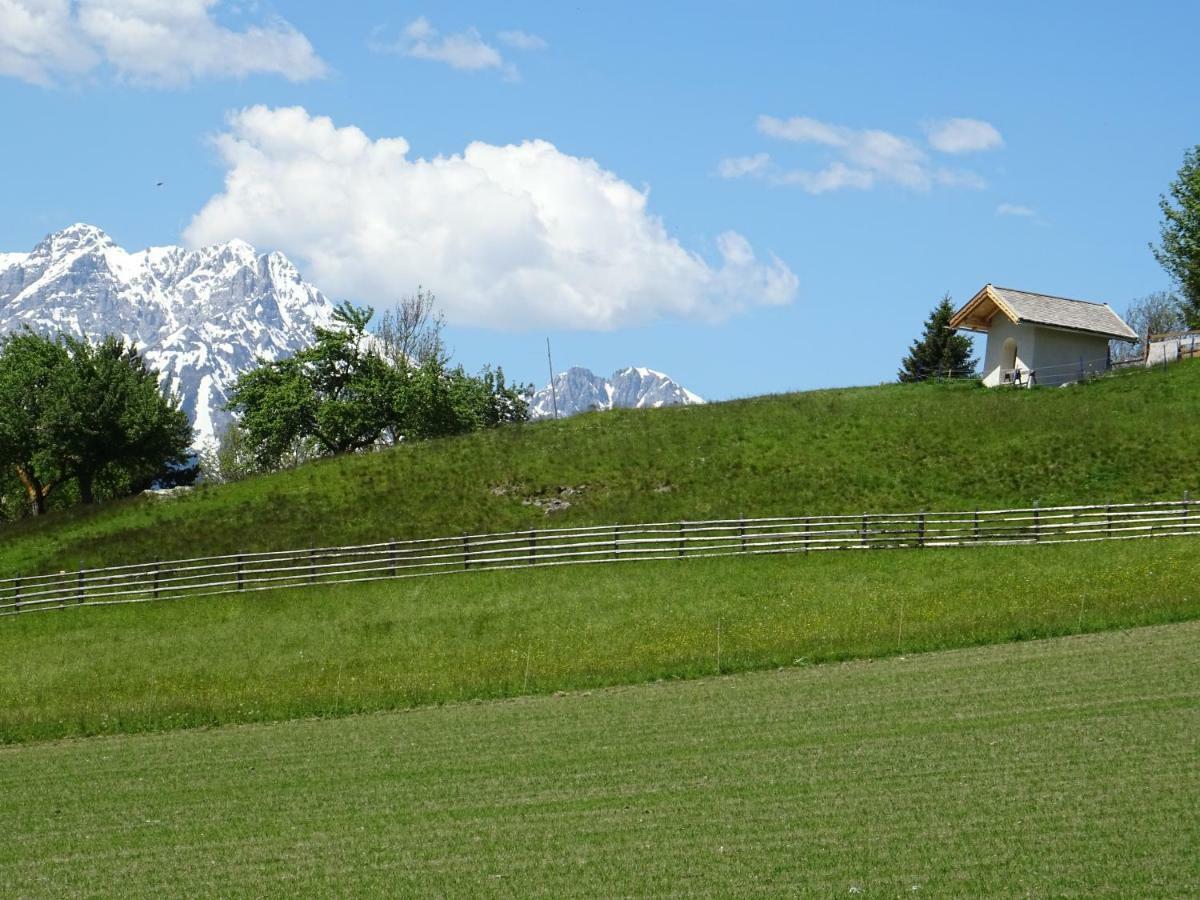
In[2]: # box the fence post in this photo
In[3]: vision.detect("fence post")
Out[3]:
[973,509,980,542]
[236,555,245,591]
[613,527,619,560]
[1033,500,1041,542]
[13,574,19,614]
[1106,501,1113,536]
[389,540,398,577]
[77,563,85,605]
[153,560,161,600]
[308,549,316,584]
[529,530,536,565]
[803,517,810,553]
[739,515,746,553]
[918,511,926,548]
[678,522,686,558]
[860,513,868,548]
[462,534,470,570]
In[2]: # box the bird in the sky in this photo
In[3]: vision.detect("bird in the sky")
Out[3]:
[155,181,164,187]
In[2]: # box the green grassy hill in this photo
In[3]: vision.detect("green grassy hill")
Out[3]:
[2,360,1198,576]
[3,621,1196,897]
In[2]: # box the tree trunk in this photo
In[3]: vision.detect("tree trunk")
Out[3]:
[14,465,49,516]
[78,471,95,505]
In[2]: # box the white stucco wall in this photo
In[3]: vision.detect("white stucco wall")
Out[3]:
[980,322,1112,387]
[980,319,1035,386]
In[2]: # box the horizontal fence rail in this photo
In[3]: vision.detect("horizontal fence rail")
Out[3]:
[1,496,1196,617]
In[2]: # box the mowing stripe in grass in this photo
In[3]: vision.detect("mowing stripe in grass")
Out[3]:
[1,621,1197,897]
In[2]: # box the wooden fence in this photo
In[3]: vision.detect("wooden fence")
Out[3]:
[1,497,1195,617]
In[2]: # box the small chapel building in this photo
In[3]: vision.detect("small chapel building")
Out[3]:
[949,284,1138,387]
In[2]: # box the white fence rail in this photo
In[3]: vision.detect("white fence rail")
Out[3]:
[1,497,1196,616]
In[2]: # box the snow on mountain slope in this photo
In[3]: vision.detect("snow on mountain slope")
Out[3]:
[530,366,704,420]
[0,224,336,447]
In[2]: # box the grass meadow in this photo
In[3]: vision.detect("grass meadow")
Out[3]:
[2,534,1197,744]
[2,360,1198,577]
[2,621,1196,897]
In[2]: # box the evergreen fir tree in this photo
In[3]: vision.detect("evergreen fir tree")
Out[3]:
[898,294,978,382]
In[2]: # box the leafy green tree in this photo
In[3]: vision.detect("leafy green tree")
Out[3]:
[227,299,530,470]
[0,329,191,515]
[898,294,979,382]
[228,302,397,468]
[1152,146,1200,326]
[50,335,194,504]
[0,330,69,515]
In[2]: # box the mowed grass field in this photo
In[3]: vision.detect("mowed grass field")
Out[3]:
[2,360,1199,576]
[2,621,1196,898]
[3,535,1198,744]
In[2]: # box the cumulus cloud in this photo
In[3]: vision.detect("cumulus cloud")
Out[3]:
[184,106,797,331]
[926,118,1004,153]
[717,114,991,193]
[0,0,326,87]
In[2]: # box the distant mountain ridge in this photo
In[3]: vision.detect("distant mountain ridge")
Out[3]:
[530,366,704,420]
[0,224,337,447]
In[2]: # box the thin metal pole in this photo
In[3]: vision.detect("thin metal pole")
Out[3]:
[546,338,559,420]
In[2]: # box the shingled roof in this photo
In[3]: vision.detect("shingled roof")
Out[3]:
[949,284,1138,341]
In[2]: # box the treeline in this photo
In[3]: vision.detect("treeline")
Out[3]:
[0,331,194,519]
[0,291,531,521]
[206,292,530,482]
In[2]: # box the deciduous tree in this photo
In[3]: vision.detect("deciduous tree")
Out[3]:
[1152,145,1200,326]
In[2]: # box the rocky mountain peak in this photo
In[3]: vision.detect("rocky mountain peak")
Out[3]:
[0,225,337,448]
[530,365,703,420]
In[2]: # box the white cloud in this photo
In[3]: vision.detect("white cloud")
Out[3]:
[716,153,771,179]
[721,114,990,194]
[996,203,1036,217]
[0,0,96,85]
[375,16,518,79]
[185,106,797,331]
[715,115,988,194]
[926,118,1004,154]
[497,29,547,51]
[0,0,326,87]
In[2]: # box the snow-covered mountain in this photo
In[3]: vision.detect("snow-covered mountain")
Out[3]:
[530,366,704,420]
[0,224,336,447]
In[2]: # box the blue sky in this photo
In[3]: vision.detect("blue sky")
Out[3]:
[1,1,1196,399]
